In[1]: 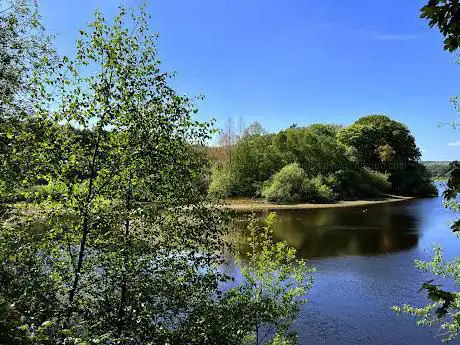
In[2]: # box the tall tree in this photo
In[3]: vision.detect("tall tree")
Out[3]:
[0,0,55,116]
[0,0,56,192]
[337,115,436,196]
[1,5,227,344]
[219,116,238,163]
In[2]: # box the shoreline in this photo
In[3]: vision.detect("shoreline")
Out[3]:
[223,195,415,211]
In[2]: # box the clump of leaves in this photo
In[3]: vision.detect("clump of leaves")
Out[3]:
[392,245,460,343]
[420,0,460,52]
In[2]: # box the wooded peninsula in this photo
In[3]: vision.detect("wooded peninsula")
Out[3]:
[206,115,437,204]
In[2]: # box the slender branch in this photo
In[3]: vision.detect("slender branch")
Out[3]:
[116,171,133,337]
[68,127,102,304]
[64,225,77,271]
[68,24,115,305]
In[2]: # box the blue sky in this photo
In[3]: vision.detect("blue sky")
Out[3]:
[40,0,459,160]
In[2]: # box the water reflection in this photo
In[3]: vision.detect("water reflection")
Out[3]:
[252,202,421,258]
[229,187,459,345]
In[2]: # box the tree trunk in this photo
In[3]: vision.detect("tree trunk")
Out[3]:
[116,173,133,337]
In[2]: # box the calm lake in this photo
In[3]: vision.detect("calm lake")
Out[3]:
[224,183,460,345]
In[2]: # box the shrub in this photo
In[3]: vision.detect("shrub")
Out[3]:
[333,168,391,199]
[209,165,233,197]
[262,164,336,203]
[362,167,391,192]
[302,175,336,202]
[0,181,7,202]
[390,163,438,197]
[262,163,307,202]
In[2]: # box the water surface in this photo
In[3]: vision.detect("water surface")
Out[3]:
[227,184,459,344]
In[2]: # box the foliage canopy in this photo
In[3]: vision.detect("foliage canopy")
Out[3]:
[420,0,460,52]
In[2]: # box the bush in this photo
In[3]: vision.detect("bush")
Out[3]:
[262,164,336,203]
[333,168,391,199]
[262,163,306,202]
[0,181,7,201]
[302,175,336,203]
[209,166,233,197]
[362,168,391,192]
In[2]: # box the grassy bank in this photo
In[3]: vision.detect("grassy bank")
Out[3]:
[223,195,415,211]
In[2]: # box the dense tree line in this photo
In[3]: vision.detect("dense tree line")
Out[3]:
[210,116,436,202]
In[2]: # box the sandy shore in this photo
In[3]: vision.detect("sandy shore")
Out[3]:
[223,195,414,211]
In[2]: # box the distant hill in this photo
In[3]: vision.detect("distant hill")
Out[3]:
[422,161,453,180]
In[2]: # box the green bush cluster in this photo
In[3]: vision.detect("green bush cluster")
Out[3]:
[304,175,337,202]
[209,165,233,198]
[332,168,391,199]
[261,163,308,202]
[259,164,391,203]
[261,163,336,203]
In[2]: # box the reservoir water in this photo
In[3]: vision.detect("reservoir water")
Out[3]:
[226,183,459,344]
